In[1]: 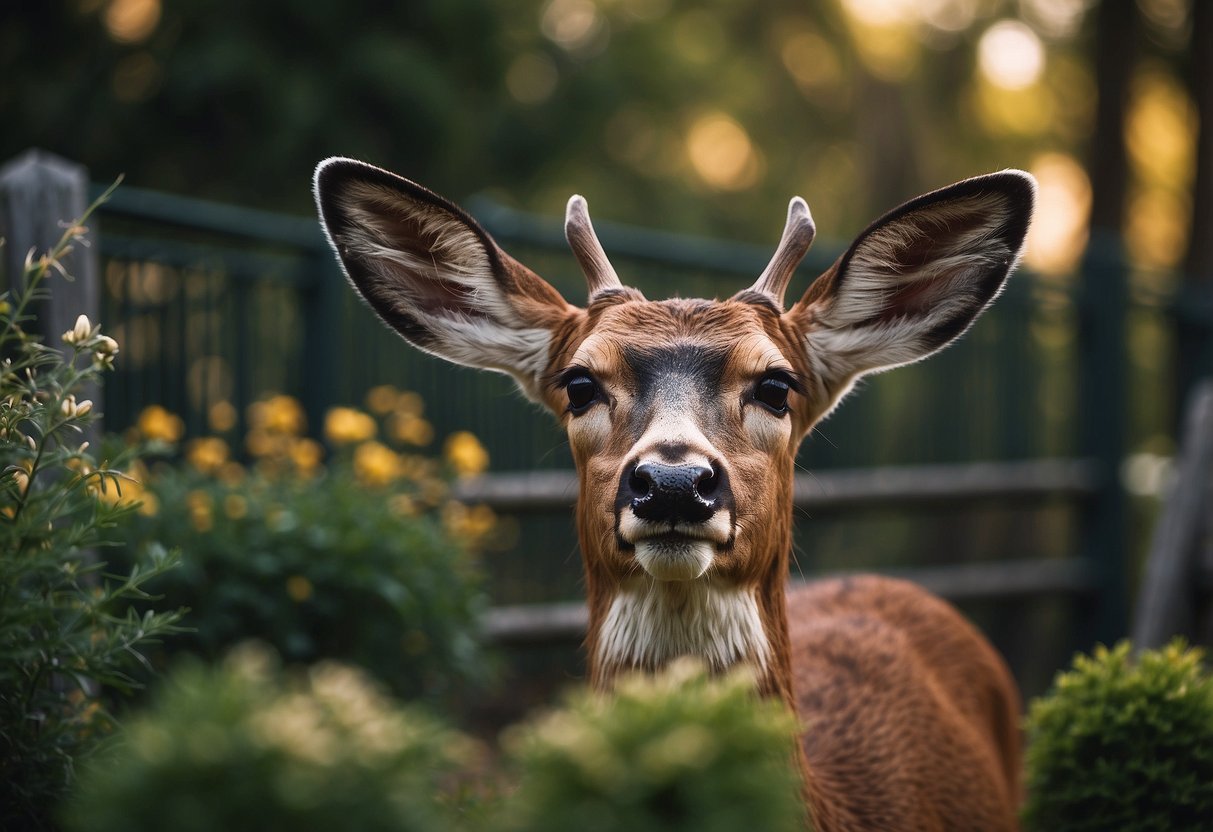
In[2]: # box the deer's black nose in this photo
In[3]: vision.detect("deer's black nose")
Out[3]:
[627,461,718,524]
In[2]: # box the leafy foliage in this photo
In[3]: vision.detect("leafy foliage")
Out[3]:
[66,654,805,832]
[109,393,494,704]
[1023,639,1213,832]
[64,645,477,832]
[0,0,1110,241]
[0,200,184,829]
[501,660,806,832]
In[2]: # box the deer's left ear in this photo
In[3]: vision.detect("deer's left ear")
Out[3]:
[786,170,1035,399]
[314,158,580,401]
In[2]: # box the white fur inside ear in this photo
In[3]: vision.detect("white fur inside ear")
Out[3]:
[808,191,1014,380]
[332,179,555,387]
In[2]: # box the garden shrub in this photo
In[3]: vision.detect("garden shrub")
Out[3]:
[1023,639,1213,831]
[64,644,479,832]
[0,198,184,829]
[111,391,499,703]
[501,660,806,832]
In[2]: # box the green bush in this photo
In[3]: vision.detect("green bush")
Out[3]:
[110,395,497,704]
[0,195,184,829]
[1023,639,1213,831]
[64,645,478,832]
[501,660,806,832]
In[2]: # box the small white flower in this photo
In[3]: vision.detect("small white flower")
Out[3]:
[59,395,92,419]
[92,334,119,369]
[62,314,93,345]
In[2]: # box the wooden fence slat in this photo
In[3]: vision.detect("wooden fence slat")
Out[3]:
[480,557,1097,644]
[454,458,1099,515]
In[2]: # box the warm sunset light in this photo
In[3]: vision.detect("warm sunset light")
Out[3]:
[103,0,160,44]
[1024,152,1091,276]
[978,20,1045,90]
[541,0,605,52]
[685,112,761,191]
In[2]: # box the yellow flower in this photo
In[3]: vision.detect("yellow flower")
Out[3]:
[325,407,377,445]
[365,385,398,415]
[245,429,282,459]
[223,494,248,520]
[248,395,306,436]
[285,575,313,603]
[97,464,158,516]
[265,395,306,435]
[444,431,489,478]
[139,492,160,516]
[136,405,184,443]
[390,413,434,446]
[209,401,238,432]
[442,500,497,542]
[289,438,324,474]
[352,441,400,487]
[186,489,213,532]
[187,437,229,475]
[394,391,424,418]
[10,460,33,497]
[388,494,419,517]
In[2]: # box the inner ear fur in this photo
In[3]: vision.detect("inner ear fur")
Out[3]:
[314,158,577,397]
[787,170,1035,387]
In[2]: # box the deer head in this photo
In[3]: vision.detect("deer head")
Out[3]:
[314,159,1035,701]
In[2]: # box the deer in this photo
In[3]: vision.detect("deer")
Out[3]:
[314,157,1035,831]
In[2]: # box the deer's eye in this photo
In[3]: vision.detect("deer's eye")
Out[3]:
[754,373,792,414]
[565,374,599,413]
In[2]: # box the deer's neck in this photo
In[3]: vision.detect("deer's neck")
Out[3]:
[595,576,769,667]
[585,550,796,706]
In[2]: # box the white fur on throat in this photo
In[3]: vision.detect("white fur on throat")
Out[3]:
[597,577,771,676]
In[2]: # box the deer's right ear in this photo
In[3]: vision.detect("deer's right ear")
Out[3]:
[314,158,579,399]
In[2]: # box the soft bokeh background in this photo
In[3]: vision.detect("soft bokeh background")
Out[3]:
[3,0,1211,703]
[3,0,1201,265]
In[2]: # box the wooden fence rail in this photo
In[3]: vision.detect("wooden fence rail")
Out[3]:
[467,458,1102,644]
[453,458,1100,513]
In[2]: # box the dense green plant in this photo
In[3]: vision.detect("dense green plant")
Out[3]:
[501,660,806,832]
[1023,639,1213,831]
[110,394,494,704]
[64,645,477,832]
[0,199,184,829]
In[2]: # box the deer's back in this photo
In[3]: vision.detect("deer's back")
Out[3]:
[787,575,1021,832]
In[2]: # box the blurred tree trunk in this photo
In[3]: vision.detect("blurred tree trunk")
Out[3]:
[1178,0,1213,407]
[1080,0,1136,645]
[856,74,919,215]
[1087,0,1135,234]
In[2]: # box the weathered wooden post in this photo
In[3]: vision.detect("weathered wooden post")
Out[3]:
[0,149,103,440]
[1132,379,1213,648]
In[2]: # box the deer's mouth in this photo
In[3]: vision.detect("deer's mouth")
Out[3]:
[632,535,715,581]
[619,523,732,582]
